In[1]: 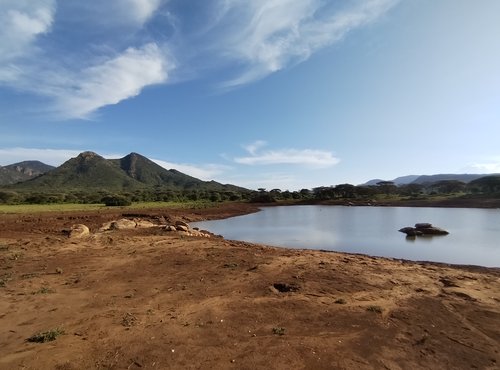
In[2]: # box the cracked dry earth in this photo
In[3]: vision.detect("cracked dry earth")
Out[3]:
[0,209,499,369]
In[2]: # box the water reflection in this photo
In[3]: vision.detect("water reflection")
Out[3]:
[192,206,500,267]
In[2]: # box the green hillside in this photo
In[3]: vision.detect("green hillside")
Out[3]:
[14,152,145,191]
[0,151,250,204]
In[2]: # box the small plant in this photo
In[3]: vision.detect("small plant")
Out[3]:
[334,298,347,304]
[272,327,286,336]
[366,305,383,313]
[0,273,12,287]
[27,328,64,343]
[32,286,55,294]
[9,252,22,260]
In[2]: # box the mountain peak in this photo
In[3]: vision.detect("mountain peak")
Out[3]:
[78,151,101,159]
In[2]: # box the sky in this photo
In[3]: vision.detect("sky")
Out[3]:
[1,0,500,190]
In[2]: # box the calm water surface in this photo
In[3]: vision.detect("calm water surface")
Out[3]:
[192,206,500,267]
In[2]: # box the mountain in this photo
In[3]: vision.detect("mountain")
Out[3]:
[13,151,143,191]
[363,175,420,186]
[0,161,55,185]
[363,174,496,186]
[410,174,495,185]
[9,151,248,193]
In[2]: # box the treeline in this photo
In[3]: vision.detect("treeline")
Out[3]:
[0,188,251,205]
[248,176,500,202]
[1,175,499,205]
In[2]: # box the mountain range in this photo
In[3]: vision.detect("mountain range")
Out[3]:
[363,173,496,186]
[1,152,497,192]
[1,151,247,193]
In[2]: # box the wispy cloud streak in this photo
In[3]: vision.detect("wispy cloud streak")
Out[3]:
[209,0,399,86]
[0,0,55,63]
[235,141,340,168]
[0,0,398,119]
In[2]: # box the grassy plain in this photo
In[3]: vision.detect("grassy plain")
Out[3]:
[0,200,217,214]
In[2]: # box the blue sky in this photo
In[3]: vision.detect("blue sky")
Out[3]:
[1,0,499,190]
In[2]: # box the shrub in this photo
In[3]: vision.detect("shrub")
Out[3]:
[27,328,64,343]
[101,195,132,207]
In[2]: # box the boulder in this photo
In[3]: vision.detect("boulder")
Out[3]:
[415,223,433,229]
[165,225,177,232]
[68,224,90,238]
[111,218,137,230]
[398,227,423,236]
[135,220,155,228]
[176,225,189,232]
[175,220,190,228]
[399,224,449,236]
[418,226,449,235]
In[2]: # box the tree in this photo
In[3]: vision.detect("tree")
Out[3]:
[376,181,397,196]
[101,195,132,206]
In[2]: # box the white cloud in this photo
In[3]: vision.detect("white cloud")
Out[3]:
[0,2,171,119]
[469,161,500,173]
[243,140,267,155]
[126,0,162,24]
[0,0,55,62]
[0,148,86,166]
[0,1,398,119]
[213,0,399,86]
[235,142,340,168]
[51,43,171,119]
[152,159,231,181]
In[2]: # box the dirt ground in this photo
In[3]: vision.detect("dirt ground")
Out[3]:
[1,203,499,369]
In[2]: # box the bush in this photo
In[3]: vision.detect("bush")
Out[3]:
[101,195,132,206]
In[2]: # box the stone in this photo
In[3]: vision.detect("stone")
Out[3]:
[175,220,189,228]
[135,220,155,228]
[99,221,114,232]
[399,224,449,236]
[418,226,449,235]
[68,224,90,238]
[176,225,189,232]
[111,219,136,230]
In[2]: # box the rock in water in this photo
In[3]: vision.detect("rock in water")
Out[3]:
[399,224,449,236]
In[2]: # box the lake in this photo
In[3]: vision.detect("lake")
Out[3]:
[191,205,500,267]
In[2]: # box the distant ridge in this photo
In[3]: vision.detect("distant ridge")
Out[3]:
[363,175,420,186]
[9,151,248,193]
[410,174,493,184]
[0,160,55,185]
[363,173,497,186]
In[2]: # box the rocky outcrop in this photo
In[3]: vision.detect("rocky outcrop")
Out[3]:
[97,217,214,238]
[399,223,449,237]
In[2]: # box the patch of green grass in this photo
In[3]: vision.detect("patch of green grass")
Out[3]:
[26,328,64,343]
[366,305,383,314]
[0,200,219,214]
[272,327,286,336]
[0,203,105,214]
